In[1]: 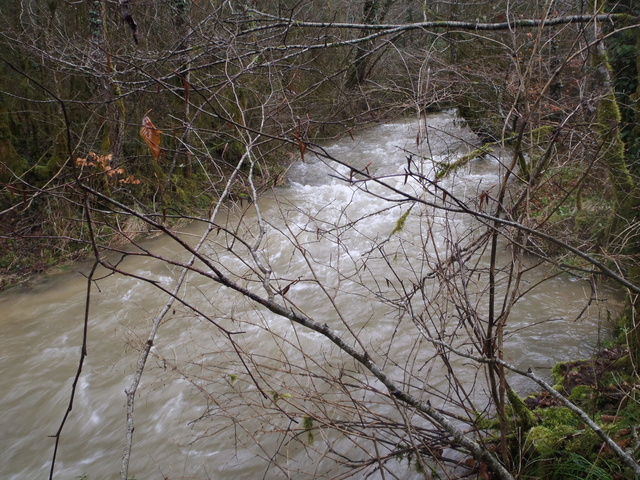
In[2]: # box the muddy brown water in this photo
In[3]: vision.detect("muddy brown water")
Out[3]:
[0,112,622,479]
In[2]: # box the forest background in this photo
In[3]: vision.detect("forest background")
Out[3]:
[1,0,640,479]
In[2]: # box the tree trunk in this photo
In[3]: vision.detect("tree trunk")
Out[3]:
[0,102,24,184]
[345,0,393,88]
[89,1,125,164]
[164,0,192,195]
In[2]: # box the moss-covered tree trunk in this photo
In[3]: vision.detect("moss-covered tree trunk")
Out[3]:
[593,0,640,363]
[625,27,640,367]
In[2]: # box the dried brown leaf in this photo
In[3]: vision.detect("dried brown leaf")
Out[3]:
[298,139,307,161]
[140,116,161,160]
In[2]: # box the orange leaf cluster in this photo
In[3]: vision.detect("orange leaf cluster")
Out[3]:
[119,175,141,185]
[76,152,123,176]
[140,115,161,160]
[76,152,140,185]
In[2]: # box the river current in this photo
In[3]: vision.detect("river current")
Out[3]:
[0,111,621,479]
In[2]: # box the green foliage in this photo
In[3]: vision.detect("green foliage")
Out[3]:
[564,428,602,458]
[523,407,616,477]
[618,390,640,425]
[528,452,616,480]
[519,347,640,480]
[596,91,632,211]
[475,411,501,430]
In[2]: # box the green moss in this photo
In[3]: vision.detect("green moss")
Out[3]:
[597,91,633,213]
[551,362,569,388]
[568,385,595,407]
[602,356,635,388]
[391,207,412,235]
[303,416,314,444]
[507,388,538,430]
[475,412,501,430]
[436,144,494,179]
[538,407,580,429]
[268,391,291,403]
[528,125,556,144]
[565,429,601,457]
[526,425,571,457]
[525,407,583,458]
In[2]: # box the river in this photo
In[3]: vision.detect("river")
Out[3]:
[0,111,622,479]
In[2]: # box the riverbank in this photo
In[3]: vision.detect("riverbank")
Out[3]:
[0,213,81,291]
[502,344,640,479]
[0,151,297,291]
